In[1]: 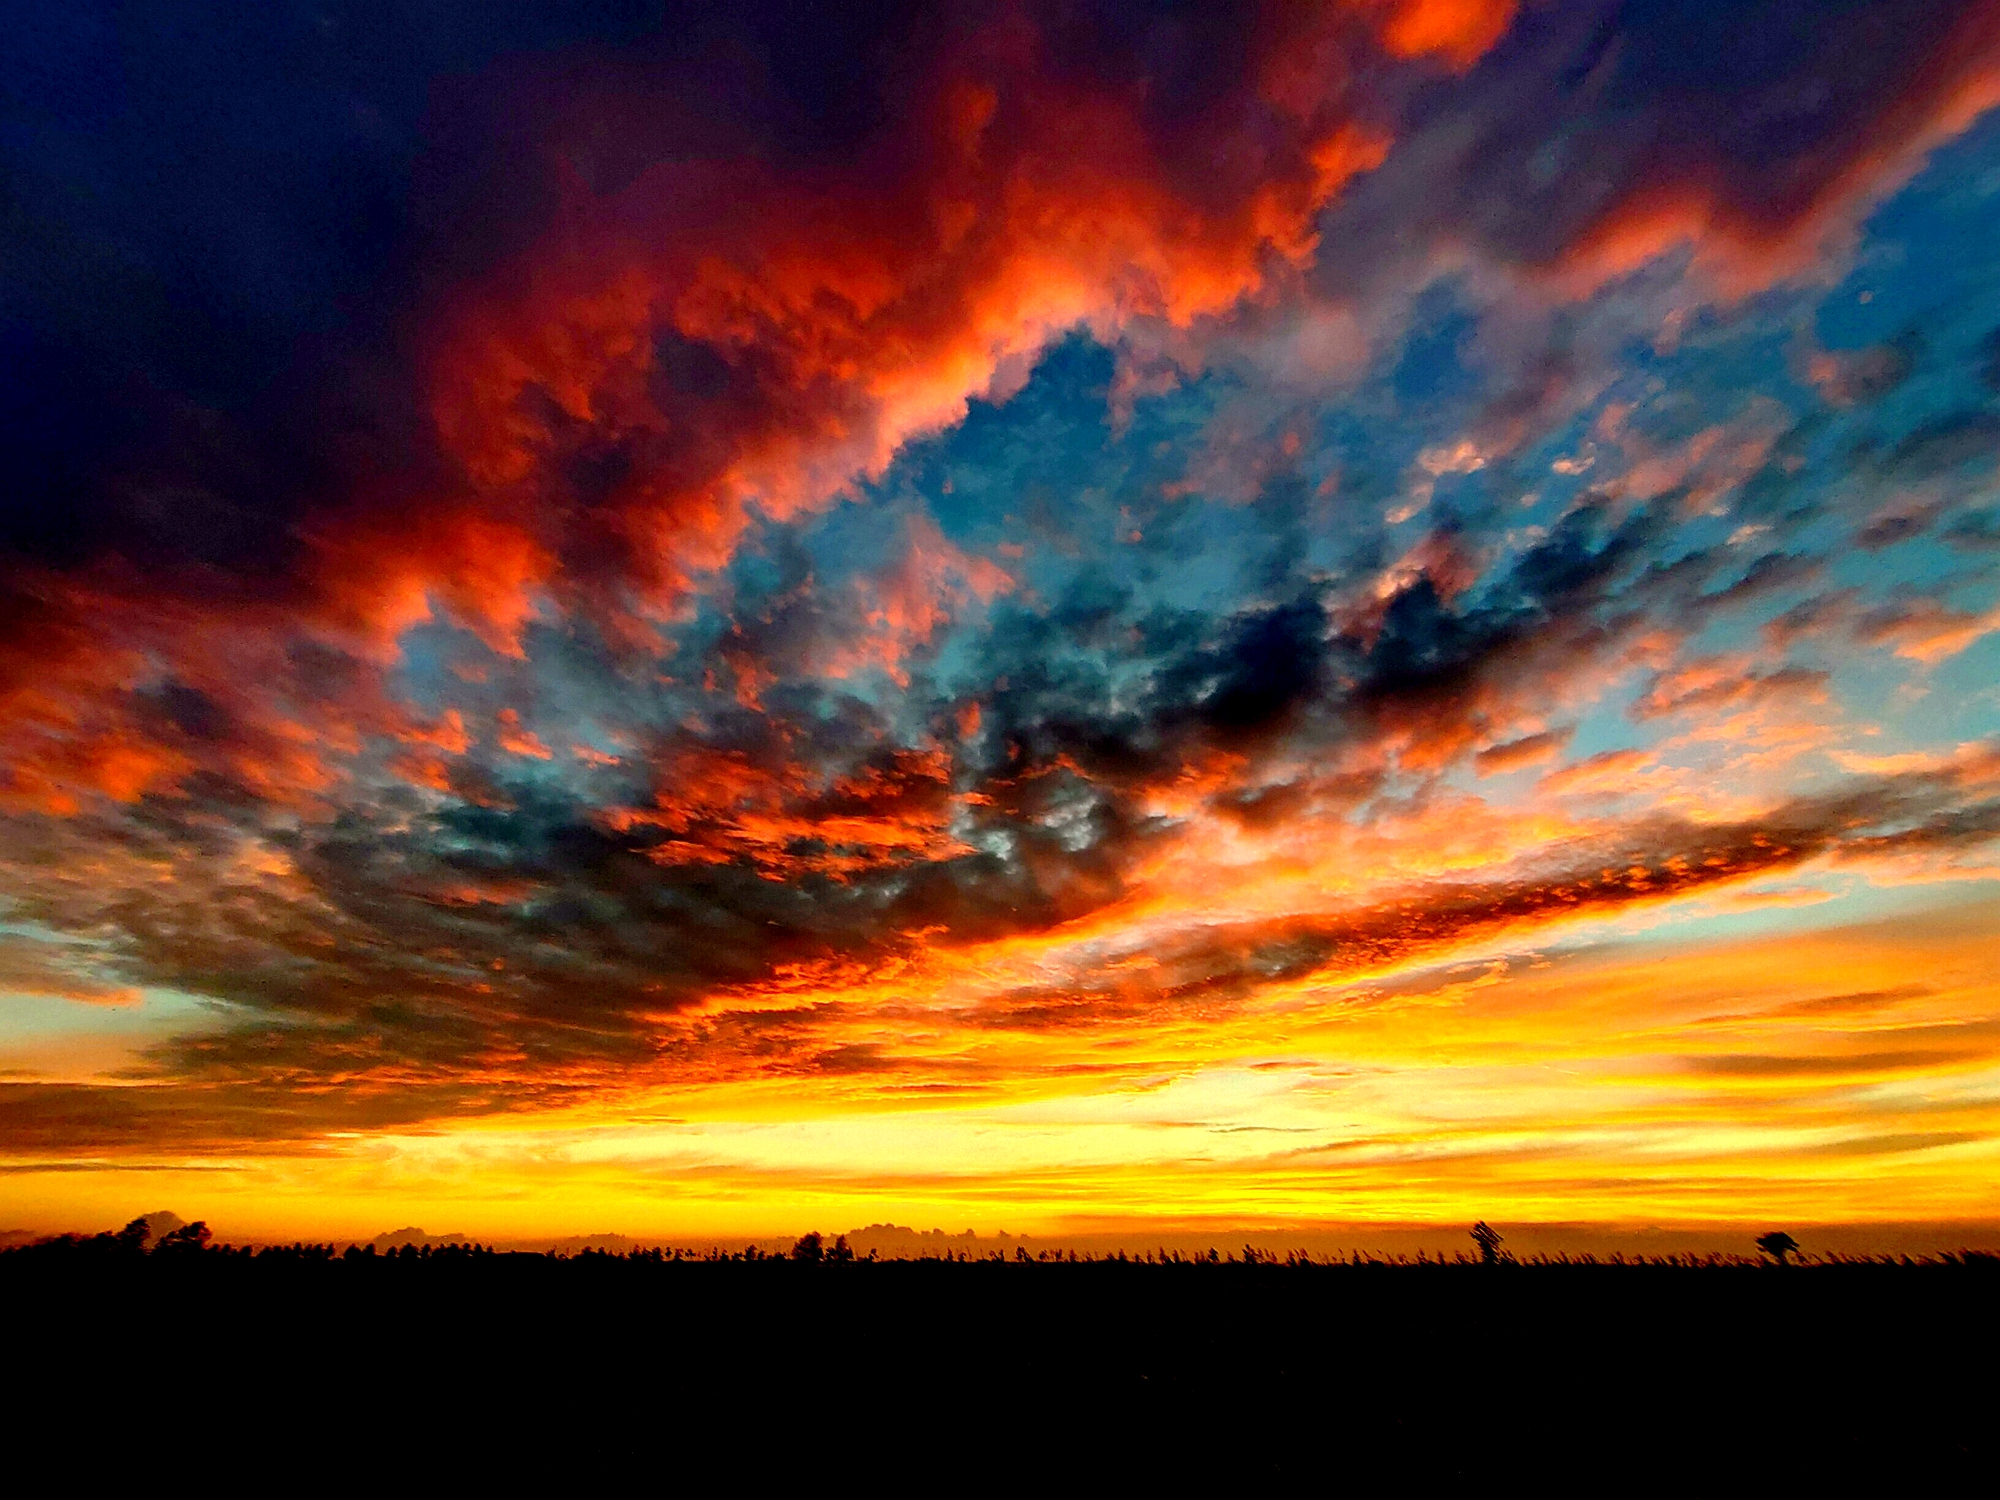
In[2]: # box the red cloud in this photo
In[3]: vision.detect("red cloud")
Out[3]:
[3,4,1512,818]
[610,740,969,880]
[416,8,1428,644]
[1378,0,1520,68]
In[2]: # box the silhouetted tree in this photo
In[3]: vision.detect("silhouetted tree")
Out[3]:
[152,1221,212,1255]
[1471,1222,1504,1266]
[827,1234,854,1263]
[1757,1231,1800,1266]
[791,1232,824,1262]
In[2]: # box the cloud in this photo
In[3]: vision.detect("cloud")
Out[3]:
[1474,726,1574,776]
[0,0,1530,829]
[1378,0,1520,68]
[0,937,142,1007]
[412,3,1427,644]
[1876,409,2000,480]
[1538,748,1655,797]
[1528,1,2000,294]
[4,1,2000,1197]
[1805,333,1922,408]
[724,513,1015,695]
[1630,658,1829,721]
[1855,598,2000,664]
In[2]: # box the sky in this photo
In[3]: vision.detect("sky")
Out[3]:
[3,0,1999,1245]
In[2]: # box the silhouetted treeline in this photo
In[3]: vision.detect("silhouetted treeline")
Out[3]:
[8,1220,1997,1269]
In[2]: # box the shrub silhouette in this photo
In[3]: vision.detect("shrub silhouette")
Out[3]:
[1471,1222,1504,1266]
[1757,1231,1801,1266]
[791,1231,824,1262]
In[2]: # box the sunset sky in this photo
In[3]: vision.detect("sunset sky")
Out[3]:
[4,0,1999,1245]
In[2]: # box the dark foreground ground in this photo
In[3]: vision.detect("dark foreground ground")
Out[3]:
[8,1252,1995,1482]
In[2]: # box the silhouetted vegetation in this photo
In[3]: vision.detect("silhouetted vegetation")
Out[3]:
[6,1218,1997,1486]
[7,1220,1997,1271]
[1758,1229,1802,1265]
[1471,1221,1505,1265]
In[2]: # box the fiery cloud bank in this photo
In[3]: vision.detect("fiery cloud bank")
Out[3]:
[3,1,1999,1241]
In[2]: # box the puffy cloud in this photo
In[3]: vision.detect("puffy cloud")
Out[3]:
[0,0,1505,823]
[413,2,1425,644]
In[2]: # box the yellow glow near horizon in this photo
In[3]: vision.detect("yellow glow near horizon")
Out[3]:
[7,899,1996,1244]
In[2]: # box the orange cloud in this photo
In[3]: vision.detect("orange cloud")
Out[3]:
[1856,599,2000,664]
[1474,726,1573,777]
[1538,747,1654,797]
[1632,658,1829,721]
[1378,0,1519,69]
[609,740,971,881]
[495,708,553,760]
[416,13,1428,646]
[310,507,553,662]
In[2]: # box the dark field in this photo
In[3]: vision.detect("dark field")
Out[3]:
[8,1243,1995,1482]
